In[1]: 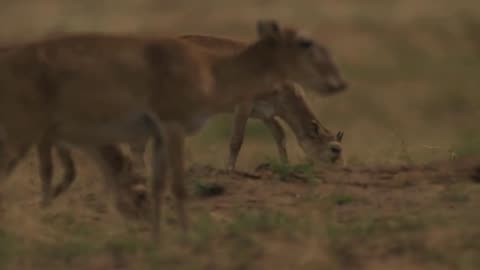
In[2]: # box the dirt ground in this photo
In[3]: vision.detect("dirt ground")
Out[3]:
[1,152,480,270]
[1,0,480,269]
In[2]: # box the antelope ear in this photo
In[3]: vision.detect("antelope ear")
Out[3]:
[309,120,320,137]
[336,131,344,142]
[257,20,281,40]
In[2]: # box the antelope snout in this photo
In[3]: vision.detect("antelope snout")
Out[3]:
[326,76,348,92]
[328,143,343,162]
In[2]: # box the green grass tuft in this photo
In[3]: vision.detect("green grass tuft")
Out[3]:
[0,230,17,269]
[193,180,225,197]
[440,187,470,203]
[41,239,98,265]
[333,194,354,206]
[453,133,480,157]
[227,209,296,234]
[267,159,315,182]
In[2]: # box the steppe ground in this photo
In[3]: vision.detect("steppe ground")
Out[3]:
[1,1,480,269]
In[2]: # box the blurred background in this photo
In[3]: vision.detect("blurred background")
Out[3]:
[1,2,480,269]
[1,0,479,168]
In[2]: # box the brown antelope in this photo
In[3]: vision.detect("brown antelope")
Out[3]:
[0,37,168,237]
[0,20,346,239]
[42,33,346,199]
[227,81,345,167]
[129,34,347,172]
[130,81,344,175]
[19,34,346,200]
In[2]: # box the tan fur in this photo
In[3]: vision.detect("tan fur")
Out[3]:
[14,37,346,208]
[0,21,346,239]
[130,34,347,171]
[0,37,158,240]
[228,81,344,168]
[130,81,344,173]
[181,34,346,169]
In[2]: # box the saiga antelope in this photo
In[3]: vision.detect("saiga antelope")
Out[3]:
[0,20,346,239]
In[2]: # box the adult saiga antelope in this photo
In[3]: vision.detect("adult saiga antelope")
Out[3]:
[0,20,345,239]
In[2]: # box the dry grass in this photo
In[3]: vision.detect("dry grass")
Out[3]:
[1,0,480,269]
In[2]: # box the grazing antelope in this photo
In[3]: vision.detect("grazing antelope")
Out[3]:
[130,34,347,171]
[6,33,346,199]
[42,33,347,200]
[0,20,346,239]
[13,82,345,211]
[130,81,344,175]
[230,81,344,166]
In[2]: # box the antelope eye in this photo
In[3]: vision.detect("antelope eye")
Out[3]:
[298,39,313,49]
